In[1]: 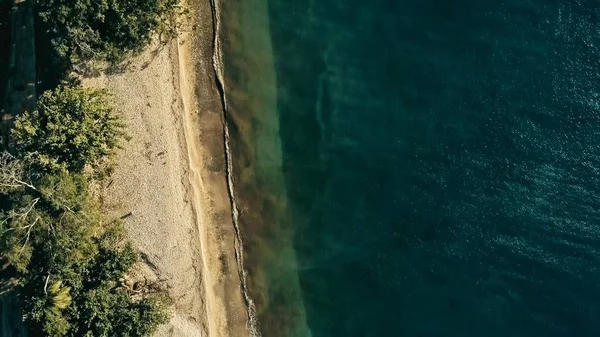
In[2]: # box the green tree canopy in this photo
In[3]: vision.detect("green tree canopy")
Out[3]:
[37,0,182,64]
[0,172,170,336]
[11,85,125,172]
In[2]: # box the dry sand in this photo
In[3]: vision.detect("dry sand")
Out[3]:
[84,0,250,336]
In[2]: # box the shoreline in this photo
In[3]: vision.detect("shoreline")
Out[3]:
[85,0,252,335]
[208,0,262,334]
[174,0,253,334]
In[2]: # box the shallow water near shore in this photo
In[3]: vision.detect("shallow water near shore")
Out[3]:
[221,0,600,336]
[218,0,309,335]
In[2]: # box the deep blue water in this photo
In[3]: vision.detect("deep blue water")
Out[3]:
[222,0,600,336]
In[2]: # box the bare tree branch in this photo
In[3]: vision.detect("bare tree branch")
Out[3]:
[16,198,40,225]
[1,198,40,234]
[0,151,37,193]
[19,216,40,257]
[44,274,51,295]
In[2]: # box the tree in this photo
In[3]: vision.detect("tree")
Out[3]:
[0,172,96,275]
[37,0,184,64]
[11,85,125,173]
[0,195,43,273]
[26,280,72,336]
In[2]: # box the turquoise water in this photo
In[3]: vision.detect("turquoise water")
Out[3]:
[221,0,600,336]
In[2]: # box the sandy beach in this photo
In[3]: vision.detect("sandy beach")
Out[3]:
[84,0,250,336]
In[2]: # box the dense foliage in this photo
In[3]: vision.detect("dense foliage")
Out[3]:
[37,0,183,63]
[11,85,125,172]
[1,85,170,336]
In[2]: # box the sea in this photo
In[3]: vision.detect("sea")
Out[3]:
[218,0,600,336]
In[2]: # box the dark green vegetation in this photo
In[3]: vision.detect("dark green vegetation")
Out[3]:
[0,0,183,335]
[38,0,184,64]
[0,87,171,337]
[0,0,11,103]
[12,86,125,172]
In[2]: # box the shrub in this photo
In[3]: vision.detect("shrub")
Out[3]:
[73,288,171,337]
[0,173,97,276]
[37,0,184,64]
[11,85,125,173]
[0,172,171,337]
[21,218,170,337]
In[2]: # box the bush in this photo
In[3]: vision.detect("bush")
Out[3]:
[0,179,172,337]
[37,0,184,64]
[73,288,171,337]
[0,173,98,277]
[21,218,171,337]
[11,85,125,173]
[0,172,170,336]
[26,280,72,336]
